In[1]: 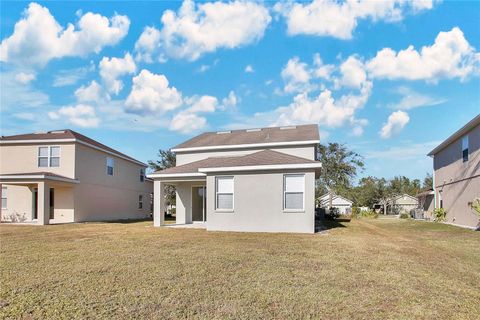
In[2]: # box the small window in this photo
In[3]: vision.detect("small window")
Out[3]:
[138,194,143,209]
[462,135,469,162]
[215,176,234,210]
[106,157,114,176]
[284,174,305,211]
[1,186,7,209]
[140,168,145,182]
[38,146,60,167]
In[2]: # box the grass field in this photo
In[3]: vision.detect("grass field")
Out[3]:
[1,219,479,319]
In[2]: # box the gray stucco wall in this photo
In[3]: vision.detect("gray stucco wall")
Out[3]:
[205,170,315,233]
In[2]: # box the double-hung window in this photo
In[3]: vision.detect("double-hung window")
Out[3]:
[215,176,234,210]
[284,174,305,211]
[462,135,469,162]
[106,157,115,176]
[138,195,143,209]
[1,186,7,209]
[140,168,145,182]
[38,146,60,167]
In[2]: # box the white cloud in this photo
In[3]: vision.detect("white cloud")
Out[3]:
[99,53,136,95]
[313,53,335,80]
[75,81,104,103]
[274,0,436,40]
[281,57,312,93]
[134,26,161,63]
[170,112,207,133]
[52,63,95,87]
[222,91,238,109]
[14,72,35,84]
[338,55,366,89]
[380,110,409,139]
[245,65,255,73]
[367,27,480,81]
[185,95,218,113]
[125,69,183,115]
[48,104,100,128]
[1,70,49,110]
[136,0,271,61]
[12,112,35,121]
[388,87,446,110]
[0,2,130,67]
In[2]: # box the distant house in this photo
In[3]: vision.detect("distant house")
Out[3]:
[318,194,353,214]
[0,130,153,225]
[416,189,435,219]
[428,114,480,229]
[375,194,419,215]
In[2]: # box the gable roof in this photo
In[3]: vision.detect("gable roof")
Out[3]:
[171,124,320,152]
[0,129,146,166]
[149,149,321,177]
[428,114,480,156]
[319,194,354,205]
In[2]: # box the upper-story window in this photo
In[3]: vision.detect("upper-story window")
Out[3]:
[140,168,145,182]
[462,135,469,162]
[106,157,115,176]
[38,146,60,167]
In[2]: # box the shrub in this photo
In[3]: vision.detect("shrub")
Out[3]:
[399,212,410,219]
[433,208,446,222]
[351,207,361,219]
[360,210,378,219]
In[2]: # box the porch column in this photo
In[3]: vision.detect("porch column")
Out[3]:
[37,181,50,225]
[153,180,165,227]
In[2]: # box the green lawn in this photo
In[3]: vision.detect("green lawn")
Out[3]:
[1,219,479,319]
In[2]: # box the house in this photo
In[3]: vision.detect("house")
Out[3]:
[148,124,322,233]
[318,194,353,214]
[416,189,435,219]
[375,194,419,215]
[428,114,480,229]
[0,130,153,225]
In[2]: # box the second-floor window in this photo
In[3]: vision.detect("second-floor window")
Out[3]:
[38,146,60,167]
[462,135,469,162]
[138,194,143,209]
[140,168,145,182]
[106,157,115,176]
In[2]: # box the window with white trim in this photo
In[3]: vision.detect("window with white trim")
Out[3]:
[106,157,114,176]
[1,186,7,209]
[284,174,305,211]
[215,176,234,210]
[140,168,145,182]
[138,194,143,209]
[462,135,469,162]
[38,146,60,167]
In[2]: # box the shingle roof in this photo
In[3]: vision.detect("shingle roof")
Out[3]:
[154,149,320,175]
[0,129,144,165]
[172,124,320,150]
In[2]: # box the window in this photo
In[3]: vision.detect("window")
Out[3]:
[215,176,234,210]
[284,174,304,211]
[38,146,60,167]
[140,168,145,182]
[106,157,114,176]
[138,195,143,209]
[1,186,7,209]
[462,135,469,162]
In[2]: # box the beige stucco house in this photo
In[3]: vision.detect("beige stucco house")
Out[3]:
[428,114,480,229]
[375,194,419,215]
[0,130,152,225]
[148,124,322,233]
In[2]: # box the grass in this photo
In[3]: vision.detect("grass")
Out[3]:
[1,219,479,319]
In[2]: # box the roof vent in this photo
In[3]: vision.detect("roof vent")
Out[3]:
[49,130,67,134]
[246,128,261,132]
[216,130,231,134]
[34,131,47,134]
[280,126,296,130]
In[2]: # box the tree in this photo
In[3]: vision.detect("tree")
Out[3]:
[316,143,364,207]
[148,150,176,209]
[423,173,433,190]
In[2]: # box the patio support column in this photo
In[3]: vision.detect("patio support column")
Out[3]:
[153,180,165,227]
[37,181,50,225]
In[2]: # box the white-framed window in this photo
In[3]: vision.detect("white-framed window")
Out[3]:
[38,146,60,167]
[462,135,469,162]
[284,174,305,211]
[140,168,145,182]
[138,194,143,209]
[106,157,115,176]
[1,186,7,209]
[215,176,234,211]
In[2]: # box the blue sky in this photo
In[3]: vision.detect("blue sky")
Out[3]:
[1,0,479,180]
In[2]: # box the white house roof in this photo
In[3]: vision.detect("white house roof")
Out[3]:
[319,194,354,205]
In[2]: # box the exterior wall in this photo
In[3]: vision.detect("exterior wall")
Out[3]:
[174,181,206,224]
[51,186,75,223]
[1,185,33,222]
[206,170,315,233]
[393,195,418,213]
[73,143,152,222]
[0,143,76,178]
[176,145,316,165]
[433,124,480,228]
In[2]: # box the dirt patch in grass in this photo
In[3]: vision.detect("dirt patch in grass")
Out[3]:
[1,219,479,319]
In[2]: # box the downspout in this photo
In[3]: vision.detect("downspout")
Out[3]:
[431,155,436,210]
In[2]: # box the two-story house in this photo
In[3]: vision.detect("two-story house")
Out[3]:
[428,114,480,229]
[148,124,322,233]
[0,130,153,225]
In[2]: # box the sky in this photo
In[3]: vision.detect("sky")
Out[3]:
[1,0,479,181]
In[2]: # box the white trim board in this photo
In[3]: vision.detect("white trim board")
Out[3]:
[198,163,322,173]
[171,140,320,153]
[0,174,80,184]
[147,172,206,179]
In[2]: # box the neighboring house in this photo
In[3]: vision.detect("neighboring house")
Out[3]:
[0,130,152,225]
[148,124,322,233]
[428,114,480,229]
[375,194,419,215]
[318,194,353,214]
[416,189,435,218]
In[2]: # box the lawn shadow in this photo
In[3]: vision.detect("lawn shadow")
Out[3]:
[315,218,349,233]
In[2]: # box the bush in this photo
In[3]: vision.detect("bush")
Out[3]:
[325,207,340,220]
[351,207,361,219]
[360,210,378,219]
[434,208,446,222]
[399,212,410,219]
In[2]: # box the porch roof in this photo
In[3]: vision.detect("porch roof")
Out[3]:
[0,172,79,184]
[148,149,322,179]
